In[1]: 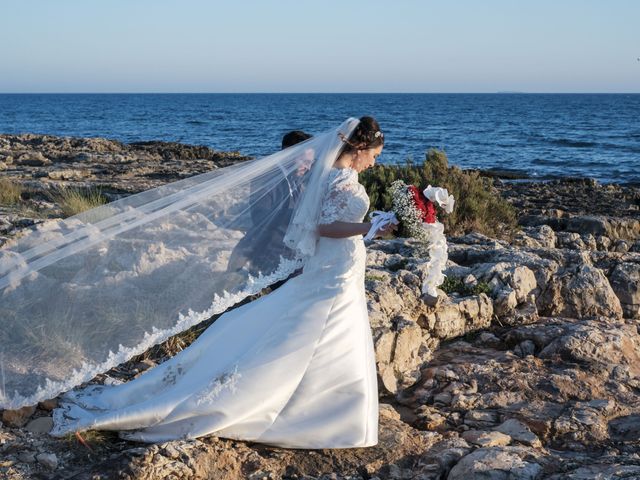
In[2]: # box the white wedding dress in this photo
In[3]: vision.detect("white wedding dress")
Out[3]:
[50,166,379,449]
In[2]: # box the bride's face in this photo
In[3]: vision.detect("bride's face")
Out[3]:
[351,145,383,173]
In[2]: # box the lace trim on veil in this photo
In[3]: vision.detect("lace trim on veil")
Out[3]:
[2,256,302,410]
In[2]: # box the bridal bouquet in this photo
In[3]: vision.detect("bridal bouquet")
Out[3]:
[389,181,454,231]
[387,180,455,298]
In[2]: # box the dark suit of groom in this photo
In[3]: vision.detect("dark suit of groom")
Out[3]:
[227,131,312,275]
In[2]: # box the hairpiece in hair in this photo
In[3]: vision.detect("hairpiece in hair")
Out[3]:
[338,129,383,149]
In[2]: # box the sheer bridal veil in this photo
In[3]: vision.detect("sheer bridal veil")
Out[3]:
[0,117,359,409]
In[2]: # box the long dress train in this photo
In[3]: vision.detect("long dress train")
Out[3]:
[50,167,378,449]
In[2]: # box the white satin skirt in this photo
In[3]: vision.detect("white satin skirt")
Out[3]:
[51,238,378,449]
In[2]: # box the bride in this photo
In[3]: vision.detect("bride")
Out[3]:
[0,116,393,448]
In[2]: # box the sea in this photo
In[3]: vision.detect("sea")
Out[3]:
[0,93,639,184]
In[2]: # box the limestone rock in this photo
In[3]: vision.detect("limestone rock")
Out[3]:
[513,339,536,358]
[25,416,53,433]
[16,152,50,166]
[36,452,58,470]
[415,407,447,430]
[546,465,640,479]
[614,239,631,253]
[448,446,543,480]
[608,414,640,442]
[519,215,640,244]
[1,405,36,427]
[537,319,640,376]
[513,225,556,249]
[416,437,471,475]
[0,133,249,197]
[609,262,640,318]
[461,430,511,447]
[464,410,500,429]
[494,419,542,448]
[474,332,503,349]
[540,264,623,319]
[47,168,90,180]
[38,398,59,411]
[427,294,493,340]
[556,231,588,250]
[374,316,430,394]
[124,413,437,480]
[17,451,37,463]
[553,404,609,444]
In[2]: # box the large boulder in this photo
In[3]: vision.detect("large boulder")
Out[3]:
[609,262,640,318]
[539,264,623,319]
[375,316,432,393]
[472,262,538,322]
[425,294,494,340]
[512,225,557,249]
[537,319,640,377]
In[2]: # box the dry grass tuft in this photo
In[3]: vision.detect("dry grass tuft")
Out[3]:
[0,178,23,205]
[50,187,108,217]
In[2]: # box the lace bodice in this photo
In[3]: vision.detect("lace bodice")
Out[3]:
[318,168,369,224]
[303,167,369,282]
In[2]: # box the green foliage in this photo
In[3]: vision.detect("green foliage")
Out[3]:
[359,149,518,238]
[50,187,107,217]
[0,178,23,205]
[473,281,493,296]
[440,276,492,296]
[364,273,386,282]
[386,258,409,272]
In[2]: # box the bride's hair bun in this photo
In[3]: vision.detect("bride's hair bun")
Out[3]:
[341,116,384,152]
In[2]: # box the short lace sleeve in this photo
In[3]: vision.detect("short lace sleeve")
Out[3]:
[318,168,363,225]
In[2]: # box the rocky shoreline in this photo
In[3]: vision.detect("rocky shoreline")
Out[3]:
[1,134,640,479]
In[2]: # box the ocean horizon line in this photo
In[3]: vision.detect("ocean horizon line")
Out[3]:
[1,92,638,185]
[1,91,639,95]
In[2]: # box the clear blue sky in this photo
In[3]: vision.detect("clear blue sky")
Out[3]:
[1,0,638,93]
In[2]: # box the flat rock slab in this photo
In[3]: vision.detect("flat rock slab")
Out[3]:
[461,430,512,447]
[25,416,53,434]
[495,418,542,448]
[608,414,640,442]
[448,446,543,480]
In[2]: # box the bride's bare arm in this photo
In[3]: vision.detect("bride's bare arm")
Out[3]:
[318,221,397,239]
[317,221,372,238]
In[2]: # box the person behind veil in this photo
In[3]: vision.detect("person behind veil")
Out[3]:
[227,130,312,275]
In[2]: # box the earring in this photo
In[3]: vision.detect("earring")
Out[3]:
[351,151,361,169]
